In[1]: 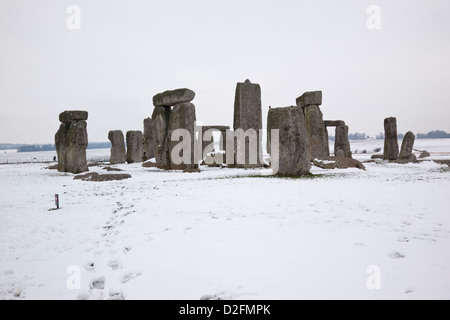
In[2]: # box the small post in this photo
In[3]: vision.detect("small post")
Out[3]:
[55,194,60,209]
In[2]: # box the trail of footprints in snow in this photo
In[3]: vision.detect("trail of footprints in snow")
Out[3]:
[78,201,141,300]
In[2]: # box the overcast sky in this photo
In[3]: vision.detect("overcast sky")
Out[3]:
[1,0,449,143]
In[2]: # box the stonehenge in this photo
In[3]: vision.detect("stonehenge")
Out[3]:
[55,110,88,174]
[267,106,310,176]
[54,82,425,178]
[233,79,263,168]
[383,117,399,160]
[399,131,416,162]
[151,88,198,170]
[108,130,126,165]
[126,131,143,164]
[142,118,155,161]
[297,91,329,160]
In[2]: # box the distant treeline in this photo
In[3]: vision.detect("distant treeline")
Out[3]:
[0,143,24,151]
[16,142,112,153]
[330,130,450,141]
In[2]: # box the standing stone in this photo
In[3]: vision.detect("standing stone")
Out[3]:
[126,131,143,164]
[153,88,195,107]
[334,125,352,158]
[142,118,155,161]
[301,103,329,160]
[383,117,399,160]
[399,131,415,161]
[55,110,88,174]
[167,102,197,170]
[267,106,310,176]
[233,79,263,168]
[108,130,126,165]
[151,107,171,169]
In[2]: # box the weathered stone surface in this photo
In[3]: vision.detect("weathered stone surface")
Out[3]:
[151,107,171,169]
[396,154,418,164]
[126,131,143,164]
[74,172,131,181]
[419,151,431,159]
[153,88,195,107]
[334,125,352,158]
[383,117,399,160]
[108,130,126,165]
[55,119,88,174]
[303,105,330,160]
[55,123,70,172]
[142,161,158,168]
[314,156,366,170]
[59,110,88,123]
[102,166,124,172]
[267,106,310,176]
[433,159,450,167]
[296,91,322,108]
[324,120,345,127]
[142,118,155,161]
[167,102,197,170]
[233,79,263,168]
[399,131,415,160]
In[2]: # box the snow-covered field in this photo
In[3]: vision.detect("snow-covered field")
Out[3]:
[0,148,111,164]
[1,140,450,300]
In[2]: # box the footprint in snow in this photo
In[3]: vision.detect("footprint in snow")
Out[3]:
[120,271,142,284]
[109,289,126,300]
[122,246,132,253]
[108,260,123,270]
[77,292,90,300]
[90,277,106,290]
[83,261,95,272]
[388,251,406,259]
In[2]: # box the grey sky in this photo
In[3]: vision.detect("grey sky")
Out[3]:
[1,0,449,144]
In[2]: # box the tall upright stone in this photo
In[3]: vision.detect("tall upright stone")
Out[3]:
[297,91,329,160]
[267,106,310,176]
[167,102,197,170]
[335,125,352,158]
[108,130,126,165]
[399,131,415,161]
[55,110,88,174]
[383,117,399,160]
[151,106,171,169]
[126,131,143,164]
[142,118,155,161]
[233,79,263,168]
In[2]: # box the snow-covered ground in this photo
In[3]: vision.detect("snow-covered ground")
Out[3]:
[0,141,449,300]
